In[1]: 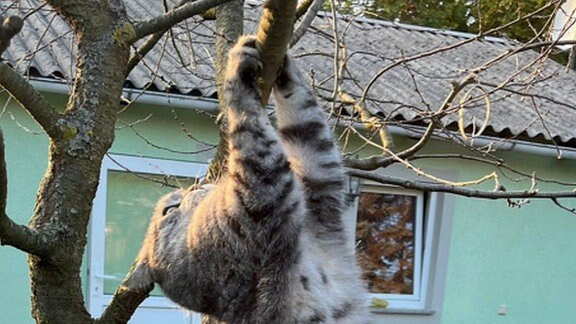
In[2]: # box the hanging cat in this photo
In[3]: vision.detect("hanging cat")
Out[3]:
[126,35,369,323]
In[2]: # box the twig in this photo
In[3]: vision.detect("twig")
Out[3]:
[347,169,576,200]
[551,198,576,215]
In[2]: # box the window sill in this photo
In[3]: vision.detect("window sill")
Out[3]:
[370,308,435,316]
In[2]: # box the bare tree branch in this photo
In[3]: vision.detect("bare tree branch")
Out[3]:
[131,0,233,43]
[348,169,576,200]
[291,0,323,47]
[0,63,61,139]
[203,0,243,184]
[409,153,576,187]
[126,31,167,75]
[205,0,298,183]
[0,130,53,256]
[344,74,477,170]
[358,0,561,105]
[126,0,218,74]
[255,0,298,103]
[0,15,22,55]
[295,0,315,19]
[0,12,61,139]
[95,280,153,324]
[551,198,576,216]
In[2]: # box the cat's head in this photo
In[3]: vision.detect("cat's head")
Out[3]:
[124,184,215,289]
[150,183,216,223]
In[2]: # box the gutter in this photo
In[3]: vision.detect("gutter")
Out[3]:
[29,77,220,113]
[30,77,576,160]
[388,125,576,161]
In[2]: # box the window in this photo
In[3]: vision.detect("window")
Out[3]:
[353,185,439,311]
[88,154,206,323]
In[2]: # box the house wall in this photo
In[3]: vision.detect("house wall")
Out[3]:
[440,152,576,324]
[0,94,52,324]
[0,93,219,324]
[1,92,575,324]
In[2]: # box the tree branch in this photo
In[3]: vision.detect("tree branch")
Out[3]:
[290,0,323,47]
[203,0,243,184]
[291,0,323,47]
[0,14,61,139]
[131,0,233,43]
[344,74,477,170]
[0,130,53,256]
[0,63,61,139]
[551,198,576,215]
[205,0,298,182]
[347,169,576,200]
[95,280,153,324]
[0,15,23,56]
[126,0,218,75]
[255,0,298,103]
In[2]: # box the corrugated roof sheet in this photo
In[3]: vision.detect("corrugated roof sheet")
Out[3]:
[3,0,576,146]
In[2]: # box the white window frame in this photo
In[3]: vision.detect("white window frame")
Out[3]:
[353,184,439,311]
[87,154,207,323]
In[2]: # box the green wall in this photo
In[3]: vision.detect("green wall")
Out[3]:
[0,93,218,323]
[1,91,575,324]
[0,95,50,324]
[441,152,576,324]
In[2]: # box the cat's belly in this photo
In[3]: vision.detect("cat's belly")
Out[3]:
[287,235,370,323]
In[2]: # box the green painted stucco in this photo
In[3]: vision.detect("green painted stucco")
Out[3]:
[1,93,52,324]
[441,153,576,324]
[0,93,218,324]
[1,91,575,324]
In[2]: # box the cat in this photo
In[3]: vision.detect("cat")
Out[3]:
[126,35,369,323]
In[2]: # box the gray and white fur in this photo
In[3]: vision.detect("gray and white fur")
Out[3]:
[127,36,369,323]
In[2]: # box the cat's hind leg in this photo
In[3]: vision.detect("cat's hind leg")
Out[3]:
[272,57,347,243]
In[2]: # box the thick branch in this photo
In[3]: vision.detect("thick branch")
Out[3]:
[0,63,61,139]
[205,0,297,182]
[255,0,298,103]
[0,130,52,256]
[0,15,23,56]
[295,0,315,19]
[348,169,576,200]
[203,0,243,184]
[131,0,233,43]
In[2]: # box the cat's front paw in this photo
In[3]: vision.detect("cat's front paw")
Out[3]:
[225,35,262,86]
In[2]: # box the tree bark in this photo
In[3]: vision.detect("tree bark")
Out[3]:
[203,0,244,184]
[24,1,132,322]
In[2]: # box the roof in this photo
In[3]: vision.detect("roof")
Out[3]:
[3,0,576,147]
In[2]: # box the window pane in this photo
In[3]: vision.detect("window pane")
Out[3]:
[355,191,416,295]
[104,171,195,296]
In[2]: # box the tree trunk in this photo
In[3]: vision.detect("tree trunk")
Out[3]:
[27,1,131,322]
[204,0,243,183]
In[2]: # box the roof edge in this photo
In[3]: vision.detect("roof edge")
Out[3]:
[388,124,576,160]
[313,11,510,44]
[29,73,575,160]
[29,77,219,112]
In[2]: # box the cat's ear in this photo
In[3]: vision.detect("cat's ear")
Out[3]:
[123,261,154,290]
